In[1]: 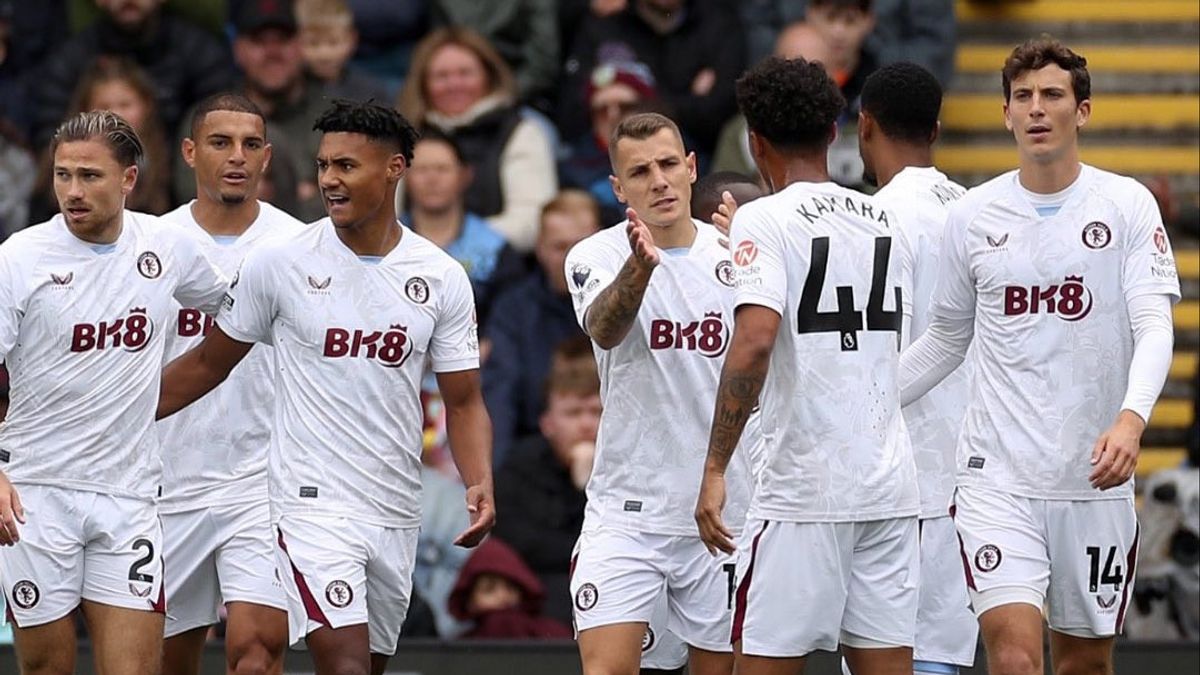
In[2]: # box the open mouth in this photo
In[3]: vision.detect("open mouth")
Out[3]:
[1026,124,1051,139]
[325,194,350,208]
[651,196,677,209]
[65,206,91,218]
[222,171,248,184]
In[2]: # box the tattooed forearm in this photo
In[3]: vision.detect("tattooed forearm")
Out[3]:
[585,257,655,349]
[705,366,767,474]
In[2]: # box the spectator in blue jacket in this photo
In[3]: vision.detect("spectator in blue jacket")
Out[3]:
[483,190,600,467]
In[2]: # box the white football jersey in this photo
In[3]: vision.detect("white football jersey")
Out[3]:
[217,219,479,528]
[156,201,302,513]
[730,181,919,523]
[926,165,1181,500]
[0,211,227,499]
[875,167,968,519]
[565,221,753,536]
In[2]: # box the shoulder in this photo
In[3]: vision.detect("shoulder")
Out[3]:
[259,201,306,229]
[1087,166,1155,211]
[0,219,58,270]
[568,224,627,261]
[947,170,1016,225]
[160,202,195,227]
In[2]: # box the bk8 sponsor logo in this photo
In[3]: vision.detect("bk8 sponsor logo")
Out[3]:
[1003,275,1093,322]
[649,312,729,358]
[177,308,215,337]
[322,325,412,367]
[71,308,154,352]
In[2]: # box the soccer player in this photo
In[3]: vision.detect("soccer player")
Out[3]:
[695,57,919,675]
[158,93,303,675]
[0,110,227,675]
[564,112,754,675]
[898,38,1179,675]
[156,99,495,675]
[856,62,977,675]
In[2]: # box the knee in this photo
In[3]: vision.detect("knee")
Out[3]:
[325,665,371,675]
[1054,651,1112,675]
[227,639,283,675]
[988,643,1042,675]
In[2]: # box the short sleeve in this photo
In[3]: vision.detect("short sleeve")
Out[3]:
[928,203,977,321]
[0,247,28,361]
[564,234,624,331]
[729,203,787,315]
[1121,182,1181,303]
[430,263,480,373]
[172,231,229,315]
[216,246,277,346]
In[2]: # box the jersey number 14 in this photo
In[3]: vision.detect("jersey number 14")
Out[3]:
[796,236,903,351]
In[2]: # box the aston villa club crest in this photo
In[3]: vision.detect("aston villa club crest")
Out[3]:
[1082,221,1111,250]
[975,544,1002,572]
[405,277,429,304]
[715,260,735,287]
[137,251,162,279]
[12,580,39,609]
[574,583,598,611]
[325,580,353,608]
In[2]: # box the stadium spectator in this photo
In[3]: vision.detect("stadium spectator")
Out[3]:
[414,463,474,638]
[448,537,572,639]
[431,0,561,107]
[175,0,329,222]
[557,0,745,158]
[806,0,879,116]
[295,0,390,103]
[558,60,660,228]
[492,335,598,625]
[33,57,173,220]
[345,0,428,94]
[397,27,558,252]
[31,0,235,149]
[483,190,599,466]
[405,132,527,331]
[0,122,35,239]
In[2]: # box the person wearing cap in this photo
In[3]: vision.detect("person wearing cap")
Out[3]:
[31,0,235,149]
[172,0,332,222]
[558,60,660,228]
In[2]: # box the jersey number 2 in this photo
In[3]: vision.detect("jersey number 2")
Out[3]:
[128,538,156,583]
[796,236,902,351]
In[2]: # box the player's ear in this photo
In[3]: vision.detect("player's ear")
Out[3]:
[686,151,697,183]
[857,111,872,141]
[387,153,407,183]
[1075,98,1091,130]
[609,174,626,204]
[181,138,196,168]
[930,120,940,145]
[262,142,273,173]
[1003,101,1013,132]
[122,163,139,195]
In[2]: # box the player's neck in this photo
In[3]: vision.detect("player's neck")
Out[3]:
[336,209,403,257]
[647,215,697,250]
[1017,149,1082,194]
[875,146,934,188]
[769,156,829,192]
[191,197,260,237]
[409,204,464,249]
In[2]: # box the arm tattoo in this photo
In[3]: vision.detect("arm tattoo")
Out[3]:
[585,257,653,347]
[705,367,767,473]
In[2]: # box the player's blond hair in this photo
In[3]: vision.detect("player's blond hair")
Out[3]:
[51,110,144,168]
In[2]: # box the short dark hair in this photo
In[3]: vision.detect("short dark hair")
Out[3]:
[690,171,762,223]
[861,62,943,145]
[737,57,845,154]
[1002,36,1090,104]
[809,0,873,13]
[543,334,600,404]
[608,112,683,167]
[190,92,266,139]
[312,99,420,163]
[414,127,466,166]
[51,110,144,167]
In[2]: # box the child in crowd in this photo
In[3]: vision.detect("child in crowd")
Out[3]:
[294,0,390,101]
[448,538,572,639]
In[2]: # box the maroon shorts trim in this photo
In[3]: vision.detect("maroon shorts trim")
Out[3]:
[277,528,330,627]
[730,520,769,645]
[949,504,977,592]
[1115,523,1140,633]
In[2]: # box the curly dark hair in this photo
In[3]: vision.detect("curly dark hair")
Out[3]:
[861,62,943,145]
[736,57,845,153]
[1002,36,1090,104]
[313,99,420,163]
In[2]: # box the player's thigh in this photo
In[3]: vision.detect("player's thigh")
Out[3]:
[0,485,87,629]
[571,528,666,634]
[842,518,919,651]
[1048,629,1115,675]
[306,621,372,675]
[663,536,736,653]
[10,613,77,675]
[275,514,370,651]
[733,519,852,659]
[1044,498,1137,640]
[363,525,419,657]
[163,626,209,675]
[977,603,1045,675]
[842,645,914,675]
[914,516,978,667]
[81,494,165,615]
[161,508,221,639]
[81,598,166,675]
[578,622,650,675]
[225,601,288,674]
[953,487,1050,614]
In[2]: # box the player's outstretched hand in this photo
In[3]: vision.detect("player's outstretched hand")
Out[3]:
[625,208,660,271]
[0,471,25,546]
[454,483,496,548]
[1089,410,1144,490]
[711,190,740,238]
[695,471,735,556]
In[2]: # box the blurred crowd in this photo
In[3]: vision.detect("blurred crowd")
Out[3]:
[0,0,1195,649]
